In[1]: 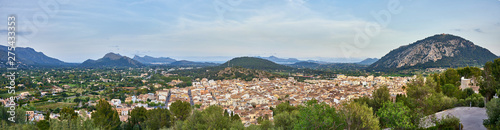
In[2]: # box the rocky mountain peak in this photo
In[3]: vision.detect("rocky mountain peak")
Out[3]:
[103,52,123,60]
[368,34,497,71]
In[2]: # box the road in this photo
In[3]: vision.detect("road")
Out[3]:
[423,107,488,130]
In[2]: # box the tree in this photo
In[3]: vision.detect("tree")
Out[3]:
[91,99,121,130]
[343,102,380,130]
[144,108,172,130]
[36,120,50,130]
[377,102,415,129]
[480,59,500,102]
[483,98,500,129]
[259,120,274,130]
[274,110,298,130]
[295,101,345,129]
[457,66,482,80]
[231,113,241,122]
[170,100,191,121]
[129,107,147,129]
[405,75,435,109]
[257,114,270,124]
[423,92,456,115]
[273,101,297,116]
[440,68,461,86]
[461,88,475,99]
[59,107,77,129]
[183,105,236,130]
[441,84,459,98]
[372,86,391,113]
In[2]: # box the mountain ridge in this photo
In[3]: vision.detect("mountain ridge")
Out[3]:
[221,57,293,70]
[0,45,71,68]
[133,55,177,64]
[80,52,144,68]
[368,34,497,71]
[255,56,302,64]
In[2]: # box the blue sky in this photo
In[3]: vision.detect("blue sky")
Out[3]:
[0,0,499,63]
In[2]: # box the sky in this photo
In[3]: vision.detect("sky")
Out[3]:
[0,0,499,63]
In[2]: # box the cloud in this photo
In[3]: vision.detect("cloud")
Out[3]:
[474,28,483,33]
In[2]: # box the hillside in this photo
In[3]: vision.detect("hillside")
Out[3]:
[220,57,293,70]
[80,53,144,68]
[0,45,71,68]
[168,60,218,67]
[256,56,302,64]
[357,58,379,65]
[132,55,176,64]
[368,34,497,71]
[215,67,282,81]
[288,61,320,68]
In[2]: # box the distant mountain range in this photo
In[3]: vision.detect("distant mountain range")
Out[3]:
[0,45,73,68]
[368,34,498,71]
[255,56,302,64]
[288,61,368,71]
[357,58,379,65]
[169,60,219,67]
[80,53,144,68]
[255,56,372,64]
[133,55,176,64]
[2,34,496,70]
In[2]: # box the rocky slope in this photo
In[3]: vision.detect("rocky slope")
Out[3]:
[368,34,497,71]
[0,45,71,68]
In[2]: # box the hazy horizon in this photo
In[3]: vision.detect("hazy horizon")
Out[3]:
[1,0,499,63]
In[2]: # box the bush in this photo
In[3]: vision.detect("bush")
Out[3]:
[428,115,462,130]
[484,98,500,129]
[457,93,484,107]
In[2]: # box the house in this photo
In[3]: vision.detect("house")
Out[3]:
[19,92,30,97]
[51,86,63,93]
[111,99,121,106]
[26,111,45,122]
[41,92,48,96]
[460,77,480,93]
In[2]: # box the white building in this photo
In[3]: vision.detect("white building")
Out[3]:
[111,99,121,106]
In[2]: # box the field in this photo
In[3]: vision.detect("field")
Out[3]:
[35,102,77,110]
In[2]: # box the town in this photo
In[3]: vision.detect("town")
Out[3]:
[1,67,413,126]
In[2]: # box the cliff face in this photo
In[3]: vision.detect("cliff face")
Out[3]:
[368,34,497,71]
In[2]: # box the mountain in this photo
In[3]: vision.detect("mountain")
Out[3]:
[168,60,218,67]
[288,61,367,71]
[368,34,498,71]
[215,67,282,81]
[288,61,321,68]
[0,45,71,67]
[221,57,292,70]
[80,52,144,68]
[133,55,176,64]
[357,58,379,65]
[256,56,302,64]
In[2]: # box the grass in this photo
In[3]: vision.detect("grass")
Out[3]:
[69,88,86,94]
[0,93,15,99]
[35,102,77,110]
